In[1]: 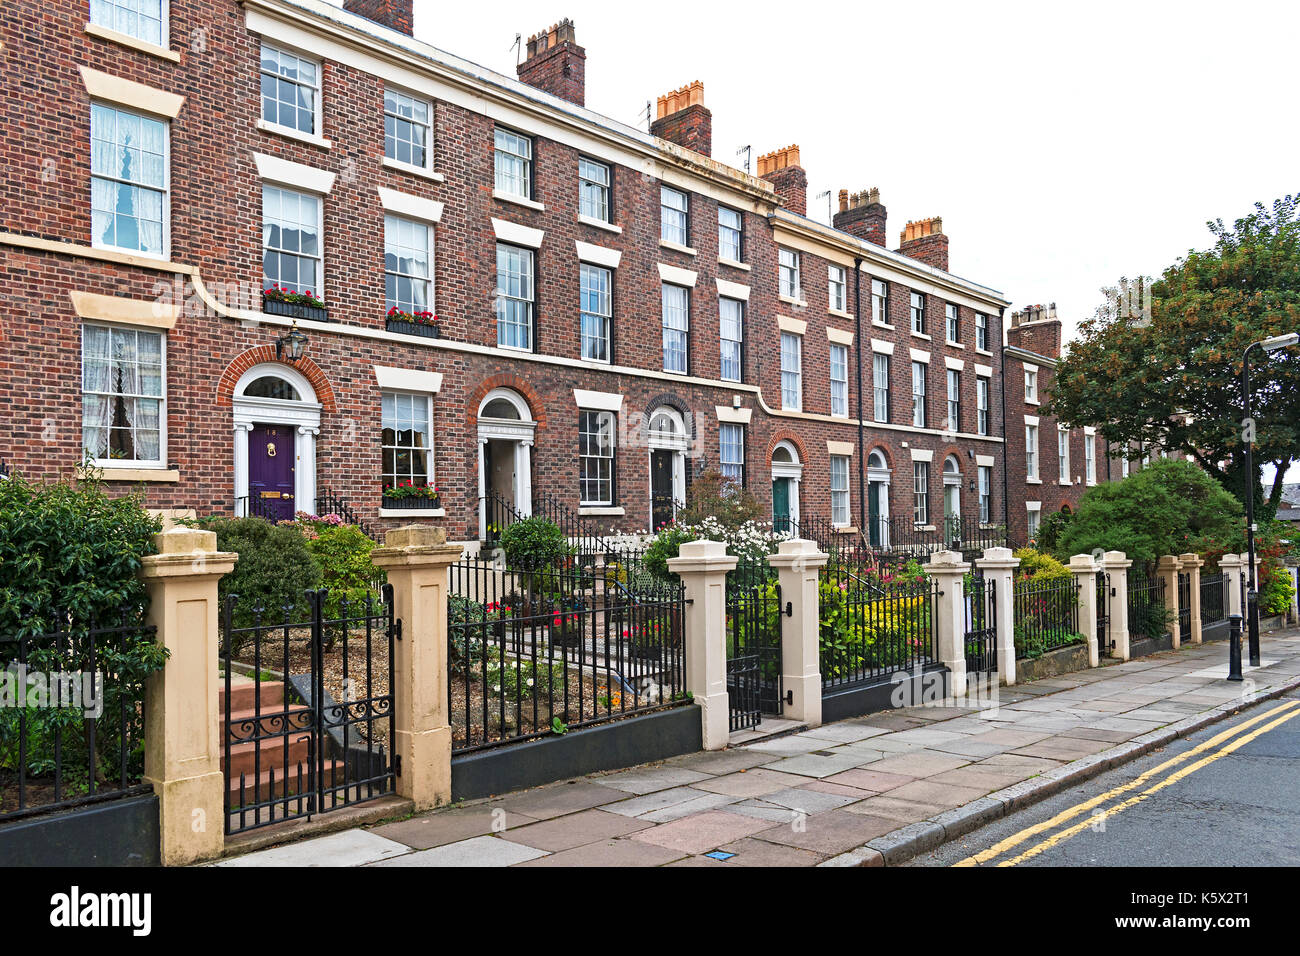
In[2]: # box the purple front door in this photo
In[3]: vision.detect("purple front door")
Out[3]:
[249,424,295,522]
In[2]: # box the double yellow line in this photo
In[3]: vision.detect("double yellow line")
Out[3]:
[954,699,1300,867]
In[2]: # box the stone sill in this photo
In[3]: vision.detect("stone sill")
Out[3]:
[84,22,180,61]
[578,215,621,234]
[78,466,179,482]
[256,119,332,150]
[382,156,445,182]
[829,308,854,320]
[579,506,625,517]
[493,190,545,212]
[659,239,697,257]
[718,257,751,272]
[379,507,445,518]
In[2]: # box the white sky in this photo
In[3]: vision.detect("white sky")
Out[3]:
[335,0,1300,481]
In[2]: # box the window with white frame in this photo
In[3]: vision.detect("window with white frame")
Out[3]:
[82,324,165,466]
[381,391,432,495]
[719,423,744,484]
[579,157,610,222]
[91,0,165,46]
[662,283,689,373]
[494,127,532,199]
[872,278,889,325]
[91,103,168,257]
[946,369,961,432]
[828,265,847,312]
[779,248,801,300]
[780,332,802,411]
[1121,451,1130,477]
[873,353,890,423]
[579,410,616,505]
[384,89,432,170]
[260,44,319,135]
[1027,506,1041,539]
[830,344,849,417]
[580,263,612,362]
[977,377,990,436]
[910,292,926,335]
[660,186,688,245]
[946,303,960,343]
[1058,427,1070,482]
[718,207,742,262]
[1086,433,1097,483]
[263,185,322,296]
[831,456,850,526]
[913,461,929,525]
[911,360,927,427]
[1026,424,1039,479]
[978,465,992,523]
[719,297,743,383]
[975,312,988,351]
[495,243,534,350]
[1024,368,1038,402]
[384,214,432,316]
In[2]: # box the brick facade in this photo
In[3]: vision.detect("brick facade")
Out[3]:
[1,0,1017,548]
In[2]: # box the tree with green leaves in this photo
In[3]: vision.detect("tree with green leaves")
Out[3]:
[1048,195,1300,515]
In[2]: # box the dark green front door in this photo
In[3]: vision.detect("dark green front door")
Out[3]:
[772,477,790,533]
[868,481,883,546]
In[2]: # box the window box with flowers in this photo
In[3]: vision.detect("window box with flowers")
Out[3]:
[381,482,441,510]
[385,308,440,338]
[263,286,329,322]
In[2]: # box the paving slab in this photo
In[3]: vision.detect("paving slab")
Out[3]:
[369,835,547,867]
[884,779,990,809]
[370,805,541,850]
[758,750,875,778]
[497,809,652,851]
[629,810,778,854]
[592,766,713,794]
[512,840,685,867]
[662,749,773,774]
[868,751,971,778]
[691,767,809,797]
[842,794,951,824]
[493,781,628,820]
[216,829,411,867]
[822,767,918,792]
[714,837,822,867]
[752,808,899,855]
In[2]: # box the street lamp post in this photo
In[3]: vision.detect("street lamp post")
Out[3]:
[1240,332,1299,669]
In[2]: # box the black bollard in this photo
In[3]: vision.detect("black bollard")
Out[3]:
[1227,613,1243,682]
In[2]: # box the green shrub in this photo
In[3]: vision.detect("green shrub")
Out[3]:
[303,523,384,621]
[1261,566,1295,616]
[643,523,697,582]
[677,469,765,531]
[499,516,571,580]
[191,516,322,629]
[1013,548,1072,583]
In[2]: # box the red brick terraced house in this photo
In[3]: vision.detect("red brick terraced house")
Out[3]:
[1002,303,1169,546]
[1,0,1022,552]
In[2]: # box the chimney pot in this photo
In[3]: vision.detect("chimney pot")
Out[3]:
[650,81,711,157]
[757,145,806,216]
[898,216,949,271]
[833,186,887,246]
[516,17,586,107]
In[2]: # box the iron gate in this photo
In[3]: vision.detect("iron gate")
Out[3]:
[1096,571,1112,655]
[1177,571,1191,638]
[963,573,998,673]
[726,562,784,732]
[220,586,398,835]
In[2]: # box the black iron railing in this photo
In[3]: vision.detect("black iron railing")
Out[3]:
[448,554,687,753]
[235,494,283,522]
[1201,572,1227,625]
[1127,569,1168,641]
[819,562,938,689]
[1097,571,1113,655]
[1,606,155,824]
[315,488,379,541]
[220,586,396,835]
[864,515,1008,557]
[1177,571,1192,636]
[1013,576,1082,659]
[725,560,783,731]
[964,572,998,673]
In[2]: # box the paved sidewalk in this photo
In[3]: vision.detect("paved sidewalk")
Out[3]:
[218,629,1300,868]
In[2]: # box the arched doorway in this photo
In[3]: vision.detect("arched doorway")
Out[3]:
[867,449,891,547]
[770,441,802,534]
[233,364,321,521]
[943,454,963,544]
[477,388,536,539]
[648,407,687,529]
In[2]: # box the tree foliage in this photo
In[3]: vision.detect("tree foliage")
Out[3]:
[1053,459,1244,567]
[1048,195,1300,513]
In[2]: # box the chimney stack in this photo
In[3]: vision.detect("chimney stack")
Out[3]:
[833,187,887,246]
[1007,303,1063,358]
[342,0,413,36]
[650,81,711,157]
[757,145,807,216]
[516,19,586,107]
[898,216,949,271]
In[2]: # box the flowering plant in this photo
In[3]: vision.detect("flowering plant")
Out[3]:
[263,284,325,308]
[386,306,438,327]
[382,481,440,500]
